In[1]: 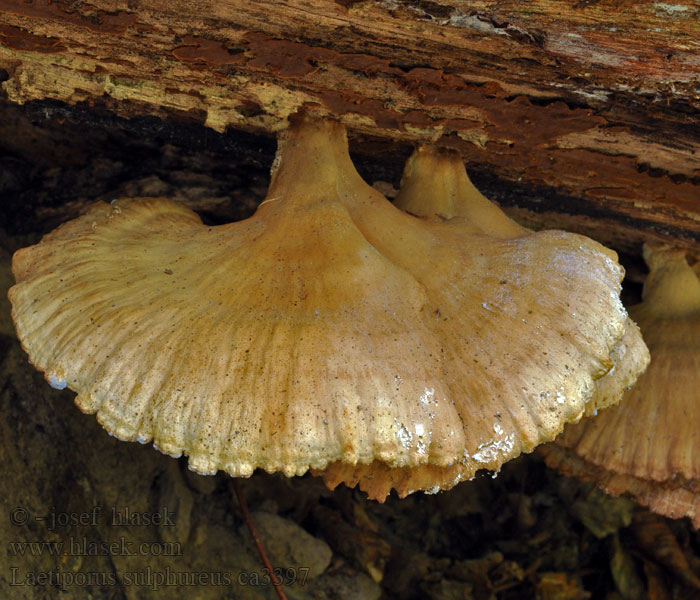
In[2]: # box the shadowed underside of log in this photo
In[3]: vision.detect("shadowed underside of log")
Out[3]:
[0,0,698,251]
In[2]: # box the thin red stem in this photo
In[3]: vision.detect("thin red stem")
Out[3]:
[231,479,289,600]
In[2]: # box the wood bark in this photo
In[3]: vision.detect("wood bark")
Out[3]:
[0,0,699,253]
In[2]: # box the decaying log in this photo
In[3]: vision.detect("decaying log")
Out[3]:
[0,0,698,252]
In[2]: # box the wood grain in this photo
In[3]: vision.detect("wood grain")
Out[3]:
[1,0,698,250]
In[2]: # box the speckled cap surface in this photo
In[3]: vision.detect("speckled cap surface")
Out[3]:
[542,246,700,525]
[9,117,647,500]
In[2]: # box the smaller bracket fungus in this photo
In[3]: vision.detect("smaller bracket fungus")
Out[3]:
[9,116,646,501]
[541,245,700,526]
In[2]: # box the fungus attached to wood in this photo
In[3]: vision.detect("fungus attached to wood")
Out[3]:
[395,146,651,415]
[9,116,647,500]
[541,245,700,526]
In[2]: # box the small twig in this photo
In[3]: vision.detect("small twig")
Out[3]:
[231,479,289,600]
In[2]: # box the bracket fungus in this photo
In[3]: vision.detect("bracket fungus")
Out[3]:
[9,116,647,501]
[541,245,700,526]
[392,146,650,420]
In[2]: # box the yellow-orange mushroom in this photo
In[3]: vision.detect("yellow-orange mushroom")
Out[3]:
[541,245,700,526]
[9,117,647,500]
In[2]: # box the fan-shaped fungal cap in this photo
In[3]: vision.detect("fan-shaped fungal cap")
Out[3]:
[394,145,649,417]
[9,117,645,501]
[319,145,649,498]
[541,245,700,526]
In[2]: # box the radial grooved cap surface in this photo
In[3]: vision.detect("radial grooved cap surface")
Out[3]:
[541,245,700,525]
[9,117,646,500]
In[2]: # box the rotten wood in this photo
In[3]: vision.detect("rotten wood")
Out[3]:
[0,0,699,252]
